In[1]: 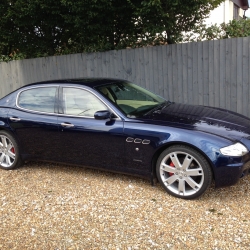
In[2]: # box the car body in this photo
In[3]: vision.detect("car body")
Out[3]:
[0,78,250,199]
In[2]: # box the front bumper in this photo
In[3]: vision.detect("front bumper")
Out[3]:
[214,152,250,188]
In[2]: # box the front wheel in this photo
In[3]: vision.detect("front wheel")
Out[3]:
[156,145,212,199]
[0,131,22,170]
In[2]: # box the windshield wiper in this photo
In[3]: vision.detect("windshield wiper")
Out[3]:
[143,101,172,116]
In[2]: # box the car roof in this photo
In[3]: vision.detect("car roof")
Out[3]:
[25,78,127,88]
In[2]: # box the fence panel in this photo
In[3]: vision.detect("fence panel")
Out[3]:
[0,37,250,117]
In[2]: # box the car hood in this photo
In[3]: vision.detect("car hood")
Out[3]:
[144,102,250,141]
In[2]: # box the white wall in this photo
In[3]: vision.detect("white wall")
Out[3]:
[246,5,250,17]
[205,0,246,25]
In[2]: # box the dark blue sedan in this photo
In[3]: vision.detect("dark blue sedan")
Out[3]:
[0,78,250,199]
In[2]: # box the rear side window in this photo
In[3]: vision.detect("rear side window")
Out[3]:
[18,87,57,113]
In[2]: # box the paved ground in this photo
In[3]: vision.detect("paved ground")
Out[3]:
[0,162,250,249]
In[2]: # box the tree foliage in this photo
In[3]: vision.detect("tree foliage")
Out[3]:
[182,18,250,42]
[0,0,223,61]
[222,18,250,38]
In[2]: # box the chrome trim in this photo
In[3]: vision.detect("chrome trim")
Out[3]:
[16,85,59,116]
[9,117,21,121]
[126,137,134,142]
[57,113,122,120]
[133,159,142,162]
[126,138,150,144]
[15,85,122,121]
[142,139,150,145]
[134,138,142,143]
[61,123,74,128]
[59,114,95,119]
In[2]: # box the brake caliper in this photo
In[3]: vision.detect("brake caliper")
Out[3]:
[169,162,175,176]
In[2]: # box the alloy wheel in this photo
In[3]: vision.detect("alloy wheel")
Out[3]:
[0,135,16,168]
[159,150,205,197]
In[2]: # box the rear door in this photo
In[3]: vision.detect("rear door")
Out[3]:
[8,86,59,161]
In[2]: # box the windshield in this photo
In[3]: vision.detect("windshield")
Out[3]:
[95,81,166,117]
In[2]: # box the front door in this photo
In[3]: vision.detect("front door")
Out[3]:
[57,87,125,170]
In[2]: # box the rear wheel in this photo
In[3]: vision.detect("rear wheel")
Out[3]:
[156,145,212,199]
[0,131,22,170]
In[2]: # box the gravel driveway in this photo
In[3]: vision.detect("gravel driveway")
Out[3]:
[0,162,250,249]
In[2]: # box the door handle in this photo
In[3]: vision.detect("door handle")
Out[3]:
[61,122,74,128]
[10,117,21,121]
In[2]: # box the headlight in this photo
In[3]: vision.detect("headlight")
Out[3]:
[220,143,248,156]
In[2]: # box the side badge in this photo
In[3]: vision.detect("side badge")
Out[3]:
[126,137,150,144]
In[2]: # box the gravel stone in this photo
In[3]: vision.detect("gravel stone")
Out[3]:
[0,162,250,249]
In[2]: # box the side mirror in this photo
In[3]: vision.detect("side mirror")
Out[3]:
[94,110,112,120]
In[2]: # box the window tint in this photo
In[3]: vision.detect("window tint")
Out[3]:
[63,88,107,117]
[109,84,155,101]
[18,87,57,113]
[98,82,161,102]
[96,82,166,117]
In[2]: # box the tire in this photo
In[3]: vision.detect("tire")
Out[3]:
[156,145,212,199]
[0,131,22,170]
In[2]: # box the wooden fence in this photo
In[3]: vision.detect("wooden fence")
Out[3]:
[0,37,250,117]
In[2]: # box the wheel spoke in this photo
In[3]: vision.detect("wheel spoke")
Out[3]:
[178,179,185,194]
[164,175,178,185]
[0,153,5,164]
[182,155,193,170]
[1,137,7,148]
[170,153,182,169]
[5,155,11,165]
[6,150,15,160]
[186,168,203,176]
[6,143,13,151]
[185,177,200,190]
[160,163,176,173]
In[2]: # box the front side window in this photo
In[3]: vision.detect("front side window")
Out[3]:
[18,87,57,113]
[63,88,107,117]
